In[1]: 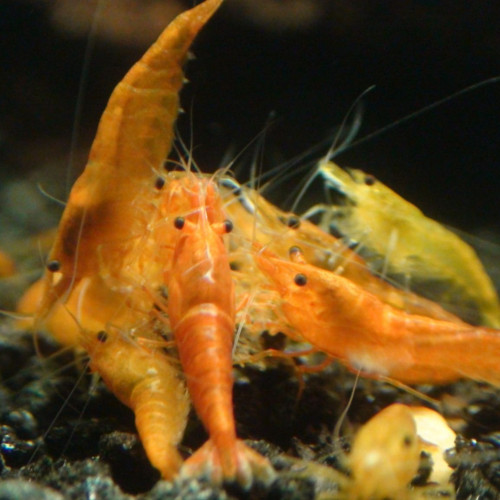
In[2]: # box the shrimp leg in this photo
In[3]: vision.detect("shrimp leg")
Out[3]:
[254,244,500,386]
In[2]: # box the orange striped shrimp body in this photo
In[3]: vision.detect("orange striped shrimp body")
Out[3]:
[78,324,189,480]
[160,174,273,485]
[254,245,500,386]
[314,161,500,327]
[221,180,463,324]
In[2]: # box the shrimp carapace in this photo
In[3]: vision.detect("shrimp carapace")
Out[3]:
[254,244,500,386]
[311,161,500,327]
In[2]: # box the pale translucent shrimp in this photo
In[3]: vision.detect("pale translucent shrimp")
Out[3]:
[340,404,456,499]
[309,161,500,327]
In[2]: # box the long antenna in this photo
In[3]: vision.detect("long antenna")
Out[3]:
[65,0,107,195]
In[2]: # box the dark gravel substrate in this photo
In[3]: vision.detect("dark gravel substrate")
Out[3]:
[1,324,500,500]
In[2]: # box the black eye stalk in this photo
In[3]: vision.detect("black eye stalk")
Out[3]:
[294,273,308,286]
[174,217,185,230]
[364,175,376,186]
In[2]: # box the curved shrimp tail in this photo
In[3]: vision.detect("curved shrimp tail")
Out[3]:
[131,375,188,479]
[80,328,190,479]
[181,439,276,488]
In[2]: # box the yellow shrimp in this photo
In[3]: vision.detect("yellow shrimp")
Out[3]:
[280,404,456,499]
[340,404,456,499]
[75,297,190,480]
[310,161,500,327]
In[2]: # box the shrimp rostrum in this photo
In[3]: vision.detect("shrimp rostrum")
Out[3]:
[18,0,272,487]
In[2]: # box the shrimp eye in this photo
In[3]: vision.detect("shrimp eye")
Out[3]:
[287,216,301,229]
[97,331,108,343]
[294,273,307,286]
[289,246,303,257]
[364,175,376,186]
[47,260,61,272]
[154,177,165,189]
[403,435,413,447]
[223,219,233,233]
[174,217,185,230]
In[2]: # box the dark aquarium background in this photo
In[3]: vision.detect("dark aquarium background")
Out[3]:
[1,0,499,236]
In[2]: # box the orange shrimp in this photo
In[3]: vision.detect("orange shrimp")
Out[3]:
[254,244,500,386]
[18,0,275,485]
[31,0,225,328]
[155,173,273,485]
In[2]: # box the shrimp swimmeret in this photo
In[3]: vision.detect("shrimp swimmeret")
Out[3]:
[309,161,500,327]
